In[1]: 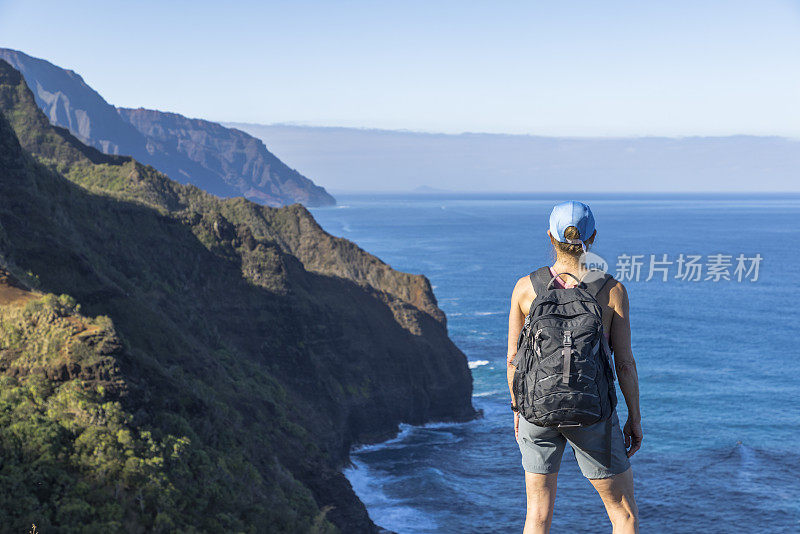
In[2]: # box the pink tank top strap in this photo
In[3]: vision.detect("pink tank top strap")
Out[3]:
[548,267,575,289]
[548,267,610,340]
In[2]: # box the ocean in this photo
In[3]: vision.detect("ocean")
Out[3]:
[310,193,800,534]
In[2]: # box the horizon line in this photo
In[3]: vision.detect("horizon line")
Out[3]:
[319,190,800,197]
[224,121,800,142]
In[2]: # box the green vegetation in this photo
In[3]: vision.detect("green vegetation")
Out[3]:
[0,59,473,532]
[0,291,334,533]
[0,295,165,532]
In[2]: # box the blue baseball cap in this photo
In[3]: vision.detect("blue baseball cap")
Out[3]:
[549,201,596,244]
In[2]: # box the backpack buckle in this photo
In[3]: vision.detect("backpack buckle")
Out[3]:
[563,330,572,346]
[532,329,543,356]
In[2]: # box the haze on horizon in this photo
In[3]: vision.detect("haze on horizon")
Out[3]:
[1,0,799,138]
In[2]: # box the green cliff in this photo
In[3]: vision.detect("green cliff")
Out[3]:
[0,60,474,533]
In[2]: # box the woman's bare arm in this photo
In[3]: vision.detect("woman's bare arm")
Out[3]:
[609,281,643,457]
[507,277,527,400]
[507,277,529,437]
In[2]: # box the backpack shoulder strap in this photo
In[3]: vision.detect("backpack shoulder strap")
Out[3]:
[584,273,615,299]
[529,267,551,298]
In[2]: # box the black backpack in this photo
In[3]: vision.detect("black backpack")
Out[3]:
[512,267,617,427]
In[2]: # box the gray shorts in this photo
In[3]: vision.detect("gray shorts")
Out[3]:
[516,410,630,479]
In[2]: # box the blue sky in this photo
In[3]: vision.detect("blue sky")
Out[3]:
[1,0,799,136]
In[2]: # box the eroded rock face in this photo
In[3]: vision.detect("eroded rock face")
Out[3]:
[0,59,474,532]
[0,48,335,207]
[119,107,336,207]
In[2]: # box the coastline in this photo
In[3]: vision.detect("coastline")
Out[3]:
[343,414,484,534]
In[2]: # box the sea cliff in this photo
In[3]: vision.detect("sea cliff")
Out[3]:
[0,60,474,532]
[0,48,335,207]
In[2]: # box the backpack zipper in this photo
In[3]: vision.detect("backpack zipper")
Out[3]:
[562,330,572,384]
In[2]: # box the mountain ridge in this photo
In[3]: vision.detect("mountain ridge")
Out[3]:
[117,106,335,208]
[0,48,334,207]
[0,59,474,532]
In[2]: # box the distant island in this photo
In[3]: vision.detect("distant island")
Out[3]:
[228,122,800,193]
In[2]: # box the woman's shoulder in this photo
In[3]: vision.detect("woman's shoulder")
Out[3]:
[511,274,537,316]
[599,275,628,309]
[511,273,537,304]
[512,274,534,296]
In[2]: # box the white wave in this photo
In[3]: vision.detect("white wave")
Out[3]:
[343,459,391,504]
[473,389,502,398]
[344,460,439,531]
[474,311,503,316]
[351,424,416,453]
[468,360,490,369]
[415,420,462,430]
[350,421,464,455]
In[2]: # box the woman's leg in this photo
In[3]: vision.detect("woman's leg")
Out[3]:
[588,467,639,533]
[524,472,558,534]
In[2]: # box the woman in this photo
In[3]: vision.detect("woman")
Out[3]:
[506,201,642,534]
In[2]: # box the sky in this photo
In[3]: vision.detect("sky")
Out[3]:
[1,0,799,137]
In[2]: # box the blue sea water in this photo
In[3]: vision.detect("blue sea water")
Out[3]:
[311,193,800,534]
